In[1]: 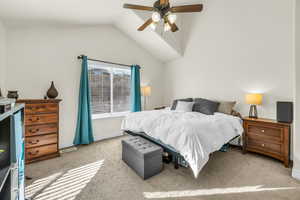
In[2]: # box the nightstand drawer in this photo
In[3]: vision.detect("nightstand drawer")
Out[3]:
[248,124,282,140]
[247,137,281,155]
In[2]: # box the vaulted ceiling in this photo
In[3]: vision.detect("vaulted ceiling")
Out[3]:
[0,0,203,62]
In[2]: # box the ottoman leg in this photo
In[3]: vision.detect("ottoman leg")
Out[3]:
[174,155,179,169]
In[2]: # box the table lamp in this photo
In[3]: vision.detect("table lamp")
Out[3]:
[246,93,263,118]
[141,86,151,110]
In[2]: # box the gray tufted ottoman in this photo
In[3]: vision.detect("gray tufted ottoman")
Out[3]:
[122,136,163,180]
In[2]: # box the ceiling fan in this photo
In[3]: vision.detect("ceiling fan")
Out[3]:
[123,0,203,32]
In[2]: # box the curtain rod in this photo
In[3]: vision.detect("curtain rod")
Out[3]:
[77,55,132,68]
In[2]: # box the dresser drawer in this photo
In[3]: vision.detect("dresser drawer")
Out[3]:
[25,103,58,114]
[26,134,58,148]
[25,114,58,125]
[26,144,58,160]
[248,124,282,141]
[247,137,281,155]
[26,124,58,137]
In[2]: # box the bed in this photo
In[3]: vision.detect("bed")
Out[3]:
[121,109,244,178]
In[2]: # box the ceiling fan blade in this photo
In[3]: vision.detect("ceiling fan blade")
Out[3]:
[123,4,154,11]
[160,0,169,5]
[138,18,153,31]
[170,23,179,32]
[165,18,179,32]
[170,4,203,13]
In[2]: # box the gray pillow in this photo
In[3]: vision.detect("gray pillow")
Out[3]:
[171,98,193,110]
[175,101,194,112]
[193,98,220,115]
[218,101,236,115]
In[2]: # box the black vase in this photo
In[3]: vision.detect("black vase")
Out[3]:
[47,81,58,99]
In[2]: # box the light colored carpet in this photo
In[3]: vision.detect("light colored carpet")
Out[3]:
[26,135,300,200]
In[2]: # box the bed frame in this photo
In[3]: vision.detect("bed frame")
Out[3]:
[124,130,240,169]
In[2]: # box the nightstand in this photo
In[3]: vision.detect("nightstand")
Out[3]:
[243,117,291,167]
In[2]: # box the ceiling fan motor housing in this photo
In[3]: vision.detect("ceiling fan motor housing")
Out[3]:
[153,0,170,18]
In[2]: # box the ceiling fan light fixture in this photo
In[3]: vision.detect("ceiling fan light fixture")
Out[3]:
[167,13,177,24]
[152,12,161,22]
[164,22,171,32]
[150,22,157,30]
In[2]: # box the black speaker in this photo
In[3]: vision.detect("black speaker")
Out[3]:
[277,102,293,123]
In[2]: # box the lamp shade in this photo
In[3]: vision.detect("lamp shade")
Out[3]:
[246,93,263,105]
[141,86,151,97]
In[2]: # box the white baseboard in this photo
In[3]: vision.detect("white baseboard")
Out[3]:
[94,131,123,141]
[292,168,300,180]
[60,146,78,154]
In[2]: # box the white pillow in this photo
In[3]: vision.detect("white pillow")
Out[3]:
[175,101,194,112]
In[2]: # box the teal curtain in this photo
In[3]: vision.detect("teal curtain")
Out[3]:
[131,65,142,112]
[73,56,94,145]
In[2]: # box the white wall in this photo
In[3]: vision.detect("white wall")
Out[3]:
[0,21,6,93]
[164,0,294,119]
[293,0,300,180]
[5,25,164,148]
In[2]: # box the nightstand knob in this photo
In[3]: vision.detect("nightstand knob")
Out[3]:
[261,129,265,133]
[261,144,265,147]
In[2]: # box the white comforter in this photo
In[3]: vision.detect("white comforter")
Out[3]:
[121,110,243,178]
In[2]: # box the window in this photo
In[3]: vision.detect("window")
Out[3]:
[88,60,131,119]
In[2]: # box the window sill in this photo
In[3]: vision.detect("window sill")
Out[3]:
[92,112,130,120]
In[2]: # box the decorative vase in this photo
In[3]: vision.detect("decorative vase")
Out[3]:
[47,81,58,99]
[7,91,19,99]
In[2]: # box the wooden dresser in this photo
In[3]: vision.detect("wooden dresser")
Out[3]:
[17,99,62,164]
[243,117,290,167]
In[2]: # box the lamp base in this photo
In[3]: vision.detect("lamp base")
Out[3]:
[249,105,258,118]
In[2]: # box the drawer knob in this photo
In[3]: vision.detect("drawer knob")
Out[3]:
[261,129,265,133]
[29,128,40,133]
[29,117,40,122]
[28,140,40,145]
[261,144,265,147]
